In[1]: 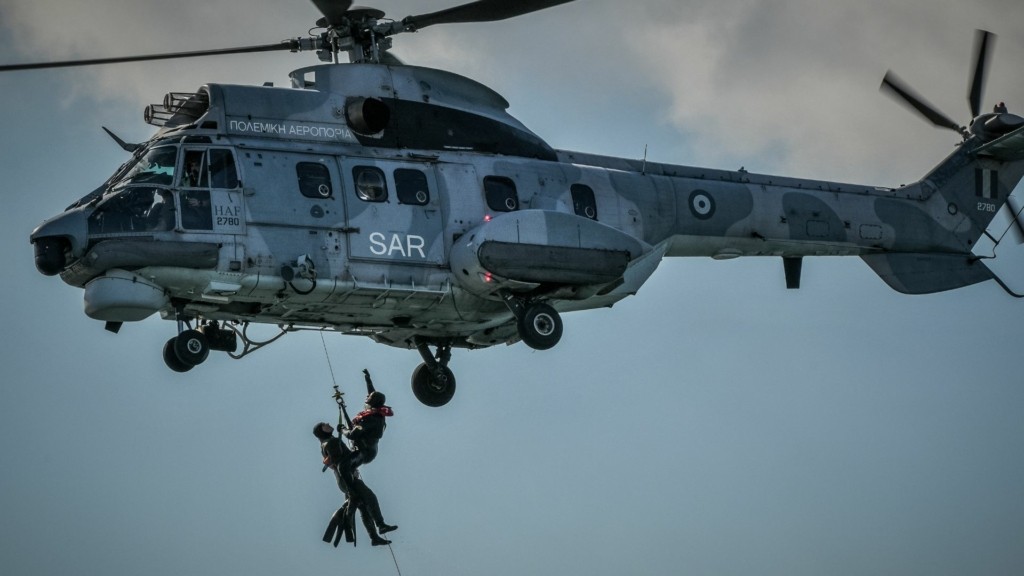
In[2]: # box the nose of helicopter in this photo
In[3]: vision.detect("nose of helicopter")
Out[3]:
[30,208,90,276]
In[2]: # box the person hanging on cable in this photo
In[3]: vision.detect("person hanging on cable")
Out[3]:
[343,368,395,468]
[315,369,397,546]
[315,420,395,547]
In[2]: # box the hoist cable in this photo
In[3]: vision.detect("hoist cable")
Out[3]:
[386,541,403,576]
[319,331,339,388]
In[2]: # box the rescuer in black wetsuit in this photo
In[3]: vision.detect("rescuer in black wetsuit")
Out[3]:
[314,421,396,546]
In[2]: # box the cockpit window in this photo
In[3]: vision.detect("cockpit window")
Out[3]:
[209,149,239,189]
[115,146,177,187]
[88,187,175,234]
[180,148,239,189]
[180,150,208,188]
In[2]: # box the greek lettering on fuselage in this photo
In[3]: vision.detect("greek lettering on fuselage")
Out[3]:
[227,119,355,142]
[369,232,426,258]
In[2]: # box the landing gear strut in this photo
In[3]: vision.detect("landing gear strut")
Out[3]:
[501,293,563,350]
[411,339,456,407]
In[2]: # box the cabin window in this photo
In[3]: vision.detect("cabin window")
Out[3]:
[297,162,333,198]
[395,168,429,206]
[484,176,519,212]
[571,183,598,220]
[353,166,388,202]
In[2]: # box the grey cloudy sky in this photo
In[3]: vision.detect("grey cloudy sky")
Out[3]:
[2,1,1024,575]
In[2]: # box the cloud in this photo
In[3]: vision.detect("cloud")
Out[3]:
[620,0,1024,183]
[4,0,1023,187]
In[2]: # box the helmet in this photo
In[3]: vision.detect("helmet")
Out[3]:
[366,391,386,408]
[313,422,334,439]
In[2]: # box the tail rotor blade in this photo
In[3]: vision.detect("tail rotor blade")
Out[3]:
[968,29,996,118]
[881,70,962,134]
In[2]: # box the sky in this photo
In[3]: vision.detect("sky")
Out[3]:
[2,1,1024,575]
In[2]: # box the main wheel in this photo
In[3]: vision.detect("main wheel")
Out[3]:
[163,337,193,372]
[173,329,209,366]
[517,303,562,350]
[411,363,456,407]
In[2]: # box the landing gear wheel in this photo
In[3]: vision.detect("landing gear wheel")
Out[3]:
[173,329,209,366]
[163,338,193,373]
[518,303,562,350]
[411,363,456,407]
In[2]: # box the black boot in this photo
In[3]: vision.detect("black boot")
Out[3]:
[359,485,396,535]
[356,501,389,546]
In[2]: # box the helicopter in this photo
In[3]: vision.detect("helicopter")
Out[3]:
[11,0,1024,407]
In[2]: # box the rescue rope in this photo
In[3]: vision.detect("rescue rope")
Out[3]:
[318,333,404,576]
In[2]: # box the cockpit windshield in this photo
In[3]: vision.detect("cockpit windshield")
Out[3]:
[112,145,178,187]
[88,187,175,234]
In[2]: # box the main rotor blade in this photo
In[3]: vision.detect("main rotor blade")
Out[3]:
[881,70,962,134]
[403,0,574,30]
[0,42,298,72]
[309,0,355,27]
[968,29,996,118]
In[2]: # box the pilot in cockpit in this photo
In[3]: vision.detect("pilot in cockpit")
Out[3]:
[145,189,174,231]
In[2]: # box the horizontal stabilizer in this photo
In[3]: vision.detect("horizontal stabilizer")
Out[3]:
[861,253,993,294]
[973,125,1024,160]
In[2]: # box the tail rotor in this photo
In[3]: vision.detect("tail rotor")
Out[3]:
[880,29,1010,142]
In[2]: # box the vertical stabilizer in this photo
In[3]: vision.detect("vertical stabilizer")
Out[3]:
[862,144,1024,294]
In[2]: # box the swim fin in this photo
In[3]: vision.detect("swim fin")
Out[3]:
[323,507,345,547]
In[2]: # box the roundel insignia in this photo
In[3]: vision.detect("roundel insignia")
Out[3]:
[689,190,716,220]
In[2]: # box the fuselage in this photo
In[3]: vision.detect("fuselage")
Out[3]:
[29,62,993,350]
